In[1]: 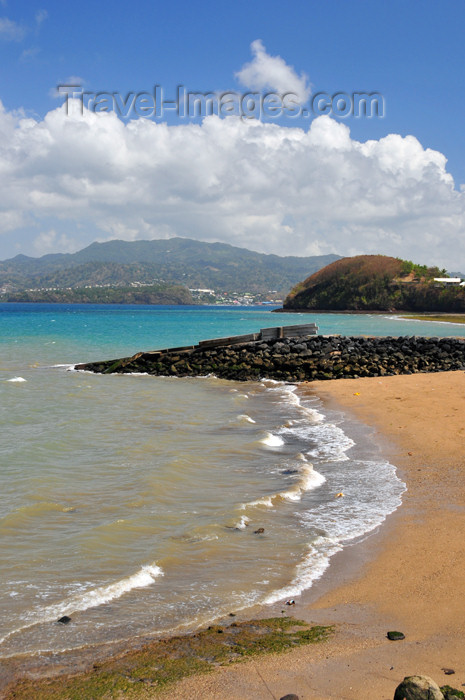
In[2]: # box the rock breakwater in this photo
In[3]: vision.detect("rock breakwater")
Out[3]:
[75,335,465,382]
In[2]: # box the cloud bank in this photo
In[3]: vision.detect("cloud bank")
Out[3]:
[0,99,463,268]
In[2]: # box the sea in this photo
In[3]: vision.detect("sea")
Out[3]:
[1,303,464,670]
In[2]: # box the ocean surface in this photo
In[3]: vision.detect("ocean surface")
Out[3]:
[1,304,464,664]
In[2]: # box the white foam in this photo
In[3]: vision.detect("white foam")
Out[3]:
[243,496,274,509]
[260,378,282,387]
[277,463,326,503]
[236,414,256,424]
[272,385,355,462]
[260,432,284,447]
[305,422,355,461]
[235,515,250,529]
[300,405,325,422]
[242,463,325,511]
[6,377,27,383]
[299,463,326,491]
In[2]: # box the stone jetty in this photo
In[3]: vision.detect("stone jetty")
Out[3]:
[75,326,465,382]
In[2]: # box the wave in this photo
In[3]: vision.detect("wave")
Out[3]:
[6,376,27,383]
[279,462,326,501]
[0,563,163,648]
[235,414,256,424]
[234,515,250,530]
[241,457,325,511]
[261,380,324,424]
[259,431,285,447]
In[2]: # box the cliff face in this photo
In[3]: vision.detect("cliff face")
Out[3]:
[283,255,465,312]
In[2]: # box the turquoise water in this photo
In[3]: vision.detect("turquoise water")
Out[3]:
[2,303,464,368]
[0,304,462,668]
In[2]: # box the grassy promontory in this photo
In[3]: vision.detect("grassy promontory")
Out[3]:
[283,254,465,312]
[401,313,465,324]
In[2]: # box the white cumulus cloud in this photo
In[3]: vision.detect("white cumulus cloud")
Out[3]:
[236,39,311,104]
[0,99,464,269]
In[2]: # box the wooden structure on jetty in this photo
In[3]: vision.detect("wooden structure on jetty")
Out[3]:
[134,323,319,356]
[196,323,318,350]
[75,323,319,376]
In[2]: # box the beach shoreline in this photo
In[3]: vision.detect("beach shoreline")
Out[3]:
[3,370,465,699]
[168,370,465,699]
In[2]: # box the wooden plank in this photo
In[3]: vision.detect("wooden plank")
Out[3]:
[260,324,318,340]
[282,323,317,331]
[283,325,317,337]
[260,327,280,340]
[159,345,195,354]
[197,333,259,349]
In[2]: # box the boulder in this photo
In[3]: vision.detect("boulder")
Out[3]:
[394,675,444,700]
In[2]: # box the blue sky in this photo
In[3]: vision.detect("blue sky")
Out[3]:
[1,0,465,268]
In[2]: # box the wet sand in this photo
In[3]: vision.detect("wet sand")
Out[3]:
[172,370,465,699]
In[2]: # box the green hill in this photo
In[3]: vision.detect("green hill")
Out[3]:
[0,238,339,298]
[283,255,465,312]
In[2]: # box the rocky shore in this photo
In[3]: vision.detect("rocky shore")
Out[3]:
[75,334,465,381]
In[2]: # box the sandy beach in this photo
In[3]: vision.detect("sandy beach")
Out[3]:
[170,370,465,699]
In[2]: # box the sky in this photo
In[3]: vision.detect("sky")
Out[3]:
[1,0,465,270]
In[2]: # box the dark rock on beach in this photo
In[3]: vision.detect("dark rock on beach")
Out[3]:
[387,630,405,640]
[393,675,444,699]
[57,615,71,625]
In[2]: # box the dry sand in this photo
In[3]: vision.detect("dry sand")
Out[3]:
[170,370,465,700]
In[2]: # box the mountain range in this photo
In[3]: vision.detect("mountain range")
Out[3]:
[0,238,340,298]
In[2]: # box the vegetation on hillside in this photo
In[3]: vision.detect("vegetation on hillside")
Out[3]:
[2,283,194,305]
[284,255,465,311]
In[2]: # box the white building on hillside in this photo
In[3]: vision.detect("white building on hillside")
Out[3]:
[433,277,462,285]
